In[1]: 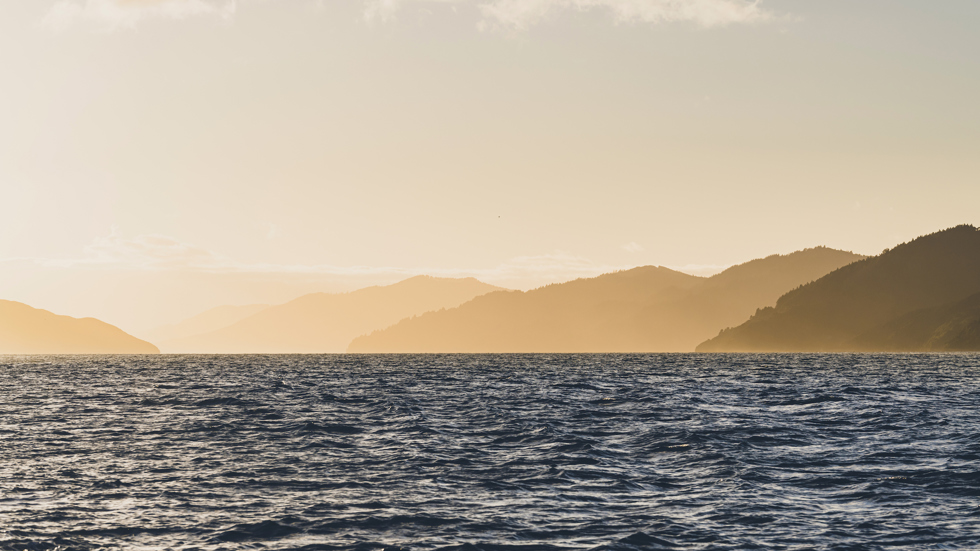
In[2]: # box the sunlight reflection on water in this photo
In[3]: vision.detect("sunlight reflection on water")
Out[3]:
[1,353,979,550]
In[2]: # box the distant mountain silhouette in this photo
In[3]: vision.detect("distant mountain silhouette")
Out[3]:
[0,300,159,354]
[348,247,864,353]
[160,276,503,353]
[697,225,980,352]
[144,304,270,345]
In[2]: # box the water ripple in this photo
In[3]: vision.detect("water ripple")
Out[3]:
[0,353,978,550]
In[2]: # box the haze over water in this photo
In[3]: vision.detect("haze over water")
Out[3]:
[4,1,979,331]
[2,354,978,550]
[5,2,979,547]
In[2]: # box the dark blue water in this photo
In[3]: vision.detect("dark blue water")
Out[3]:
[1,354,979,550]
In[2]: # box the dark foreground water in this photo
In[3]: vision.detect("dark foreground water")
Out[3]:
[1,354,979,551]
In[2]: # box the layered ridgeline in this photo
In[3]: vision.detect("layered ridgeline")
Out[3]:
[0,300,159,354]
[142,304,270,344]
[159,276,502,353]
[348,247,864,353]
[697,225,980,352]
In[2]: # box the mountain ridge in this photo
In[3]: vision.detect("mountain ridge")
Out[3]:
[0,300,159,354]
[159,275,504,353]
[348,247,865,353]
[696,225,980,352]
[142,303,270,344]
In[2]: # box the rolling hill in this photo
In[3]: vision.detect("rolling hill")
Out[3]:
[348,247,864,353]
[0,300,159,354]
[142,303,270,344]
[159,276,503,353]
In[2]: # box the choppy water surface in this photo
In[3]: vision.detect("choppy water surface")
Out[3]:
[1,354,979,550]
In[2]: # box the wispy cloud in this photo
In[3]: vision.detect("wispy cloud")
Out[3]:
[621,241,644,253]
[24,231,658,289]
[362,0,404,22]
[15,231,736,287]
[44,0,771,30]
[478,0,771,29]
[363,0,772,28]
[42,230,232,269]
[42,0,236,31]
[361,0,473,22]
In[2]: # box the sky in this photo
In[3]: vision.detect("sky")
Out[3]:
[1,0,978,333]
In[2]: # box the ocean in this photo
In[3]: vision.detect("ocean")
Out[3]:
[1,354,978,550]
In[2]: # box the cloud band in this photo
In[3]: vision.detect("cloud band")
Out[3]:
[42,0,236,31]
[44,0,770,30]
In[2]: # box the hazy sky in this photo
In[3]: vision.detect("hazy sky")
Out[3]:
[1,0,978,332]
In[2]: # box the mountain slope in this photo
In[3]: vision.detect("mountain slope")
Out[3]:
[849,292,980,352]
[0,300,159,354]
[351,266,703,353]
[697,225,980,352]
[628,247,869,351]
[348,247,864,353]
[160,276,502,353]
[144,304,270,345]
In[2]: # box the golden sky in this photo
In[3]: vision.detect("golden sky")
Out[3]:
[1,0,978,332]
